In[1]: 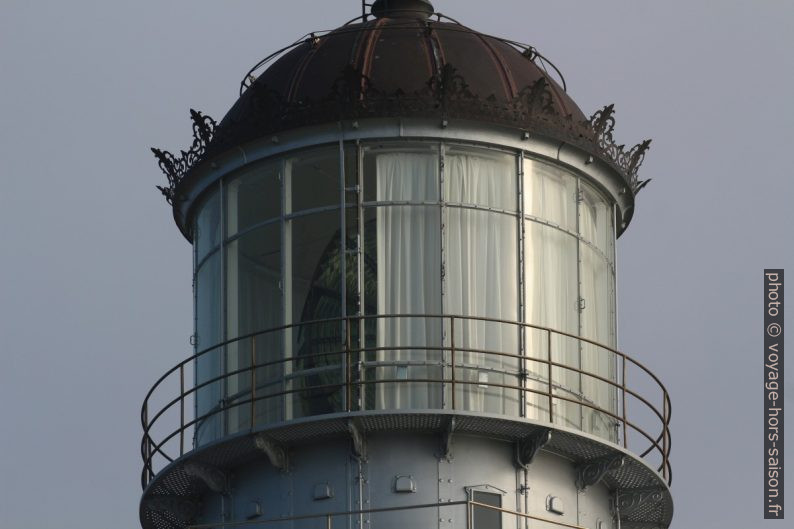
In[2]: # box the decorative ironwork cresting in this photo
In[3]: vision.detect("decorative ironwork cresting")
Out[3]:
[152,109,216,204]
[152,67,651,205]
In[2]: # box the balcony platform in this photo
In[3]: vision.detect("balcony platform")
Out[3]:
[141,410,672,529]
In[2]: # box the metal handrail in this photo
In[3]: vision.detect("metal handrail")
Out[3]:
[184,499,588,529]
[141,314,671,488]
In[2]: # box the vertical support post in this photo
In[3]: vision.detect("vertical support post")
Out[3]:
[143,404,150,485]
[326,513,333,529]
[517,152,526,419]
[467,500,473,529]
[547,329,553,423]
[251,336,256,430]
[662,392,668,480]
[622,357,628,449]
[450,316,456,411]
[346,318,353,412]
[179,365,185,456]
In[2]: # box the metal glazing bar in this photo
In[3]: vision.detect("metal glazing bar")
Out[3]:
[346,318,353,412]
[450,316,456,410]
[622,357,628,449]
[547,329,553,422]
[251,336,256,430]
[180,365,185,456]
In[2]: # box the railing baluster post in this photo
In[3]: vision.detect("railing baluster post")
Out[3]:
[251,336,256,430]
[450,316,456,411]
[326,513,333,529]
[662,391,668,480]
[143,404,150,485]
[547,330,553,423]
[179,365,185,456]
[622,357,628,449]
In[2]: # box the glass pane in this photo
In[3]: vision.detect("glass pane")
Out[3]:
[195,189,221,261]
[289,211,344,418]
[289,148,340,213]
[580,243,617,441]
[226,223,283,432]
[195,251,222,445]
[363,205,442,410]
[226,161,280,236]
[524,221,580,429]
[363,145,439,202]
[472,491,502,529]
[580,180,611,253]
[523,158,577,231]
[446,208,519,415]
[445,147,516,210]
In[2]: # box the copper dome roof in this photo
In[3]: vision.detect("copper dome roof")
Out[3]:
[153,2,650,210]
[209,15,585,154]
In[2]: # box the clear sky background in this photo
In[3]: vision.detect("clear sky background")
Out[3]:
[0,1,791,528]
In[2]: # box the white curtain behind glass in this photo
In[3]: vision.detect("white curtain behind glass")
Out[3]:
[523,160,581,429]
[579,184,617,440]
[524,159,577,231]
[375,153,442,409]
[525,223,581,429]
[445,152,518,415]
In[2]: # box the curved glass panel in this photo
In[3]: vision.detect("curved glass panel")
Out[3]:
[580,244,617,440]
[195,189,221,261]
[289,210,345,418]
[523,159,577,231]
[195,251,222,445]
[447,208,519,415]
[580,180,611,253]
[225,222,283,433]
[225,161,280,237]
[372,205,442,409]
[187,140,621,447]
[363,145,442,410]
[289,148,341,213]
[364,144,439,202]
[524,222,580,430]
[445,148,516,210]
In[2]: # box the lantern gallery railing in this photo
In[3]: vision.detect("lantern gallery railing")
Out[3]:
[141,315,671,488]
[186,499,591,529]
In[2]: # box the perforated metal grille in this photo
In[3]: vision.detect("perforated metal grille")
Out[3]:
[140,411,672,529]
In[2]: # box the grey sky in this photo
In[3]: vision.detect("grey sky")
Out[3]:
[0,1,791,528]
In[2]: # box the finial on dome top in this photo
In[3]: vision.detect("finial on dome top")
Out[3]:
[371,0,434,19]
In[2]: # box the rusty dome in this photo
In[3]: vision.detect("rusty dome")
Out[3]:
[153,0,651,231]
[209,15,585,155]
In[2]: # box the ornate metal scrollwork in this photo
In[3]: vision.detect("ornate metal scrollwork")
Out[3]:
[348,419,367,460]
[254,433,290,473]
[182,460,228,494]
[516,428,552,469]
[575,454,625,490]
[588,104,652,193]
[441,416,456,461]
[614,487,665,515]
[154,66,652,207]
[151,109,216,204]
[512,77,556,120]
